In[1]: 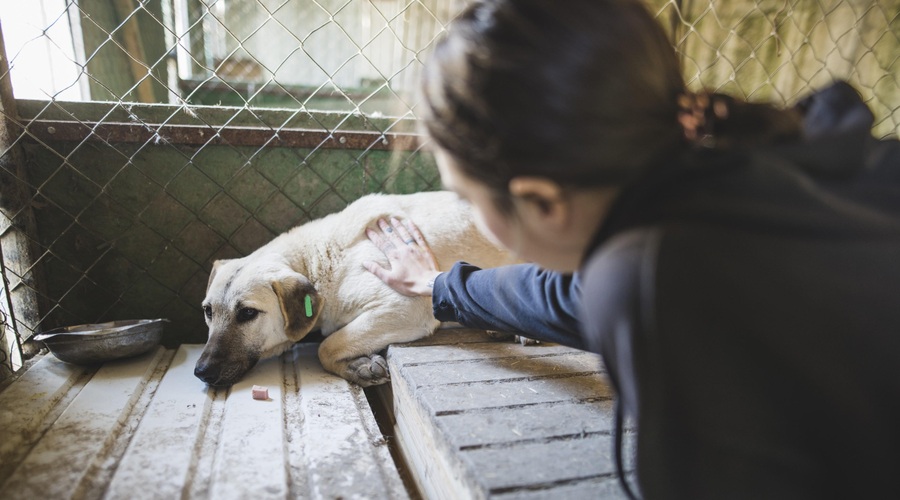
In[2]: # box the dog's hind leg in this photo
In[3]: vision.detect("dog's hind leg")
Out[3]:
[317,312,436,387]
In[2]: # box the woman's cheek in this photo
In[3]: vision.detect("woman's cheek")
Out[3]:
[472,205,515,253]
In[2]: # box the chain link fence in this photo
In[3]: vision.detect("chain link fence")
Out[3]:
[0,0,897,376]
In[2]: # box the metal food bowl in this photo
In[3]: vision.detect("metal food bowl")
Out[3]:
[33,319,168,365]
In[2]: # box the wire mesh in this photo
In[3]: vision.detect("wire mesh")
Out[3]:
[0,0,897,374]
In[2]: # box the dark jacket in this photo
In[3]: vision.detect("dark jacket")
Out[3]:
[431,81,900,498]
[580,81,900,498]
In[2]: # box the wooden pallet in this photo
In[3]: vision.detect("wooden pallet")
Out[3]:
[376,328,633,499]
[0,344,406,500]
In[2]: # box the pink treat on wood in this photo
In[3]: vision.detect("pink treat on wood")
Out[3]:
[252,385,269,400]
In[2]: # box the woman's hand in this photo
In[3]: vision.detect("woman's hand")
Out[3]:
[363,217,442,297]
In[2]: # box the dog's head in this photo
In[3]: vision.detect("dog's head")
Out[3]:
[194,256,323,387]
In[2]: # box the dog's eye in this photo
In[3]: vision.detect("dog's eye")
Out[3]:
[236,308,259,322]
[203,305,212,319]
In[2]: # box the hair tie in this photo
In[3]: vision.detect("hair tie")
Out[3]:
[677,91,729,149]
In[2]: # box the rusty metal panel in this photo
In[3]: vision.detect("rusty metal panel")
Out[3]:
[25,119,420,151]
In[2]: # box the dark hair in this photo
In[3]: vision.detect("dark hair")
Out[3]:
[420,0,801,200]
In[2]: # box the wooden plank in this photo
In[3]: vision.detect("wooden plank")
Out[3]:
[292,343,408,500]
[76,348,178,499]
[209,354,288,500]
[389,342,578,366]
[436,400,616,448]
[0,20,47,353]
[0,355,92,483]
[282,345,310,498]
[417,374,613,414]
[185,379,228,500]
[492,476,628,500]
[460,435,616,492]
[390,361,480,500]
[106,345,210,499]
[0,348,164,499]
[400,351,604,387]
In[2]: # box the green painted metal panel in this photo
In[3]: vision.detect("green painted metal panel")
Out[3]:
[20,104,439,345]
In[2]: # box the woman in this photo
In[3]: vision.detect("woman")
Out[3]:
[364,0,900,497]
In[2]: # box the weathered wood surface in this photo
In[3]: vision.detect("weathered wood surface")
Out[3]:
[380,328,634,500]
[2,328,635,499]
[0,343,406,500]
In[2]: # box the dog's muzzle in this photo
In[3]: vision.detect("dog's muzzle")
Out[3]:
[194,347,259,387]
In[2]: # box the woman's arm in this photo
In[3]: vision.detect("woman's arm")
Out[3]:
[363,217,584,349]
[433,262,584,349]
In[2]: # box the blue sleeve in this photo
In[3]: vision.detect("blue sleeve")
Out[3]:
[431,262,585,349]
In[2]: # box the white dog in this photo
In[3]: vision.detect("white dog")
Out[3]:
[195,191,511,387]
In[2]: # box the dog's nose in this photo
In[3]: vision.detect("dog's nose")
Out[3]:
[194,361,218,384]
[194,347,257,387]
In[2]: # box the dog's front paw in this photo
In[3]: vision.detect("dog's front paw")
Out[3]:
[345,354,390,387]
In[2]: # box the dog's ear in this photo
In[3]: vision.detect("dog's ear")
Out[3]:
[271,274,323,341]
[207,259,232,293]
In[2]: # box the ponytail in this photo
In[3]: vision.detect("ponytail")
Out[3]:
[677,91,803,150]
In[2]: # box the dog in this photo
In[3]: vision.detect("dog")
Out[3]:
[194,191,512,387]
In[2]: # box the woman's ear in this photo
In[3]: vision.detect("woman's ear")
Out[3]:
[508,176,569,228]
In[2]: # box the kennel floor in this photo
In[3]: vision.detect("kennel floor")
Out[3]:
[0,328,631,499]
[0,343,406,500]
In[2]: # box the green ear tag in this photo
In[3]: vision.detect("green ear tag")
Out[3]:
[304,295,313,318]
